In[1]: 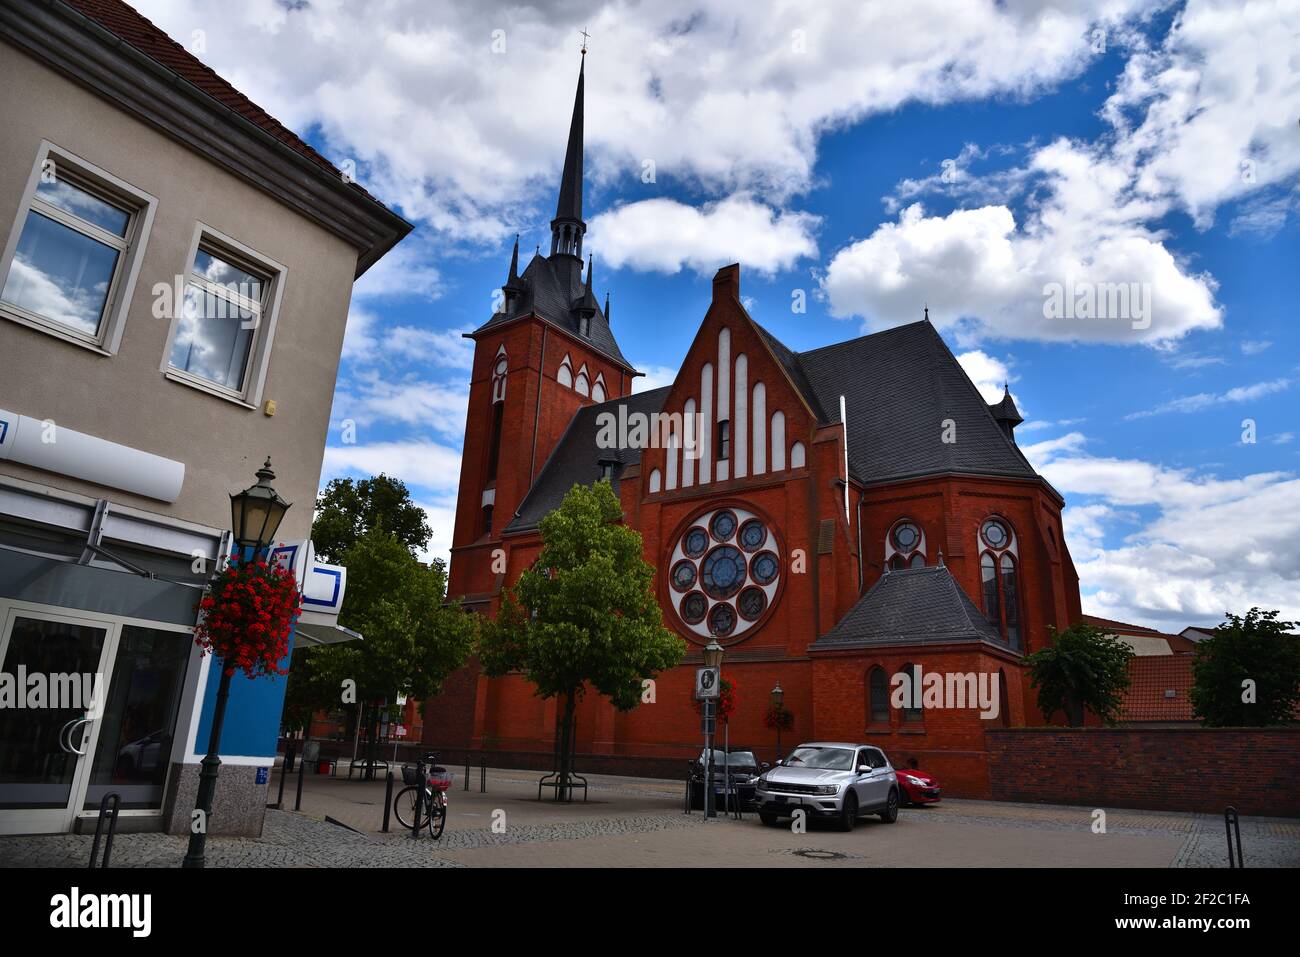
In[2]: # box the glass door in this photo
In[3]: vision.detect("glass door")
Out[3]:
[0,607,113,834]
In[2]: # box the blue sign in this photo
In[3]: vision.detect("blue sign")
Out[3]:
[256,766,269,785]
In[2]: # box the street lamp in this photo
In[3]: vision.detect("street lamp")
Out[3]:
[702,638,725,818]
[183,458,291,868]
[228,457,291,557]
[770,680,785,763]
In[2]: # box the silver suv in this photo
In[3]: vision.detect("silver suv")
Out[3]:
[754,742,899,830]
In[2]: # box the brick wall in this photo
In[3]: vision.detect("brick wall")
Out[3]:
[986,727,1300,817]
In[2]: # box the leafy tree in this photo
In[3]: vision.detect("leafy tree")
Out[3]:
[1024,622,1134,726]
[282,644,338,737]
[311,527,477,764]
[1190,608,1300,726]
[312,475,432,562]
[478,480,685,797]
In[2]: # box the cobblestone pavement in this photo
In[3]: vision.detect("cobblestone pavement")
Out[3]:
[2,766,1297,867]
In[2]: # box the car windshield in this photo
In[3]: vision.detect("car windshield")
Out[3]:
[782,747,855,770]
[703,750,757,767]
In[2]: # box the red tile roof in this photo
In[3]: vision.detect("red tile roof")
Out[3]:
[59,0,344,180]
[1120,655,1197,723]
[1083,613,1167,637]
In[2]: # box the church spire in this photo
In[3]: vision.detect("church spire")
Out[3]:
[549,50,586,261]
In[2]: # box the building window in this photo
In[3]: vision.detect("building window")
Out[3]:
[575,363,590,397]
[717,419,731,461]
[886,519,925,571]
[979,517,1021,650]
[897,662,923,723]
[491,348,508,402]
[486,401,505,481]
[669,506,779,640]
[163,225,285,405]
[579,314,590,338]
[0,143,156,353]
[482,504,494,535]
[868,667,889,726]
[558,354,573,388]
[592,373,606,403]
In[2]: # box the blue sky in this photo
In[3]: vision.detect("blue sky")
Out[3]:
[137,0,1299,630]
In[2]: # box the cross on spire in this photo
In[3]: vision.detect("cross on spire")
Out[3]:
[580,28,591,55]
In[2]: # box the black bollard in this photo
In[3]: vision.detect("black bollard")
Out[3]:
[275,745,292,810]
[464,754,470,791]
[480,755,486,793]
[294,753,305,811]
[382,770,393,832]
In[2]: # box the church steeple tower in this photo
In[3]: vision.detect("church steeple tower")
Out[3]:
[549,52,586,264]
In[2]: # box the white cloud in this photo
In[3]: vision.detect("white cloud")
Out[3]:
[632,364,679,393]
[322,439,463,492]
[1241,339,1274,356]
[1124,377,1292,418]
[956,349,1022,409]
[1027,432,1300,628]
[589,194,818,276]
[132,0,1164,244]
[332,372,469,437]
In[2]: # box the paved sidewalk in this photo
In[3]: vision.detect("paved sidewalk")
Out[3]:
[3,765,1297,868]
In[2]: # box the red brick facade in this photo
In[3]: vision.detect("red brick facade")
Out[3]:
[427,263,1086,797]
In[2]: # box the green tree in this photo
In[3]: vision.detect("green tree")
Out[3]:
[312,475,432,562]
[313,527,478,764]
[1024,622,1134,726]
[478,481,685,797]
[1190,608,1300,726]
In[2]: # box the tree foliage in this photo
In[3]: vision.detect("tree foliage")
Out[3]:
[1024,622,1134,726]
[478,481,684,791]
[312,475,432,562]
[1190,608,1300,727]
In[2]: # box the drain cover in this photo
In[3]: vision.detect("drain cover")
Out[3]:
[791,848,846,860]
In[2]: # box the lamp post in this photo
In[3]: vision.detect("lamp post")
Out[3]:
[183,458,290,869]
[702,638,724,819]
[770,680,785,764]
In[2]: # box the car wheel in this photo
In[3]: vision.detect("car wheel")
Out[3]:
[759,812,779,827]
[837,792,858,832]
[879,788,899,823]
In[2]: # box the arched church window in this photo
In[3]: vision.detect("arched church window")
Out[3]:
[575,363,590,397]
[668,506,780,642]
[648,468,662,493]
[896,662,923,723]
[868,667,889,726]
[790,441,806,468]
[979,517,1021,650]
[558,354,573,388]
[886,519,925,571]
[592,373,606,403]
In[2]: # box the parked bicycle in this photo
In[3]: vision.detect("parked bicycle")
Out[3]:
[393,752,453,839]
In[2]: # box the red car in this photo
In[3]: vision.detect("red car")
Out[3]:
[895,767,941,806]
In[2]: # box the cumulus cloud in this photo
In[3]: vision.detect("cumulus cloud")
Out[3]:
[322,439,463,493]
[1026,433,1300,628]
[955,349,1022,409]
[589,195,818,276]
[823,0,1300,347]
[332,372,469,438]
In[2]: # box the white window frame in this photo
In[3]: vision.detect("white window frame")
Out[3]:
[0,141,157,355]
[160,222,286,408]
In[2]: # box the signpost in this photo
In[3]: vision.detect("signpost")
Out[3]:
[695,665,720,819]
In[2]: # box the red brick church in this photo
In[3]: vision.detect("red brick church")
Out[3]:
[428,56,1084,797]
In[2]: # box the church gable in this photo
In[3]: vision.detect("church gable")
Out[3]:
[642,264,817,498]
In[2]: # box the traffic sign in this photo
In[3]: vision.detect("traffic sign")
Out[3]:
[695,666,720,699]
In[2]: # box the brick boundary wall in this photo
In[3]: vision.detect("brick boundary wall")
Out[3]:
[986,727,1300,817]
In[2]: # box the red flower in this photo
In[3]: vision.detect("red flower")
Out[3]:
[193,556,301,681]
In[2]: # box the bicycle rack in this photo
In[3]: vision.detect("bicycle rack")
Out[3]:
[88,792,121,869]
[1224,805,1244,868]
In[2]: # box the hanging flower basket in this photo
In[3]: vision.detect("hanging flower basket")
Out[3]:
[194,557,301,679]
[763,705,794,732]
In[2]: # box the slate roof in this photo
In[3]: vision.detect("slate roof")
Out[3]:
[505,386,671,532]
[790,320,1039,486]
[473,253,631,369]
[809,564,1007,650]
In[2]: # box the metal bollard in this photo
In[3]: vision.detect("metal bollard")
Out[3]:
[480,755,486,793]
[294,754,306,811]
[1225,805,1244,868]
[275,745,292,809]
[88,792,121,868]
[684,762,693,814]
[464,754,470,791]
[382,770,394,833]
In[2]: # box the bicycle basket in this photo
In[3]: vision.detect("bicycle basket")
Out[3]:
[428,768,454,791]
[401,764,422,786]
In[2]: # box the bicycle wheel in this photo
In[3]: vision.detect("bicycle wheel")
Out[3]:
[428,793,447,840]
[393,786,430,830]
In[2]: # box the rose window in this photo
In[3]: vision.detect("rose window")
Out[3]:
[669,506,780,641]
